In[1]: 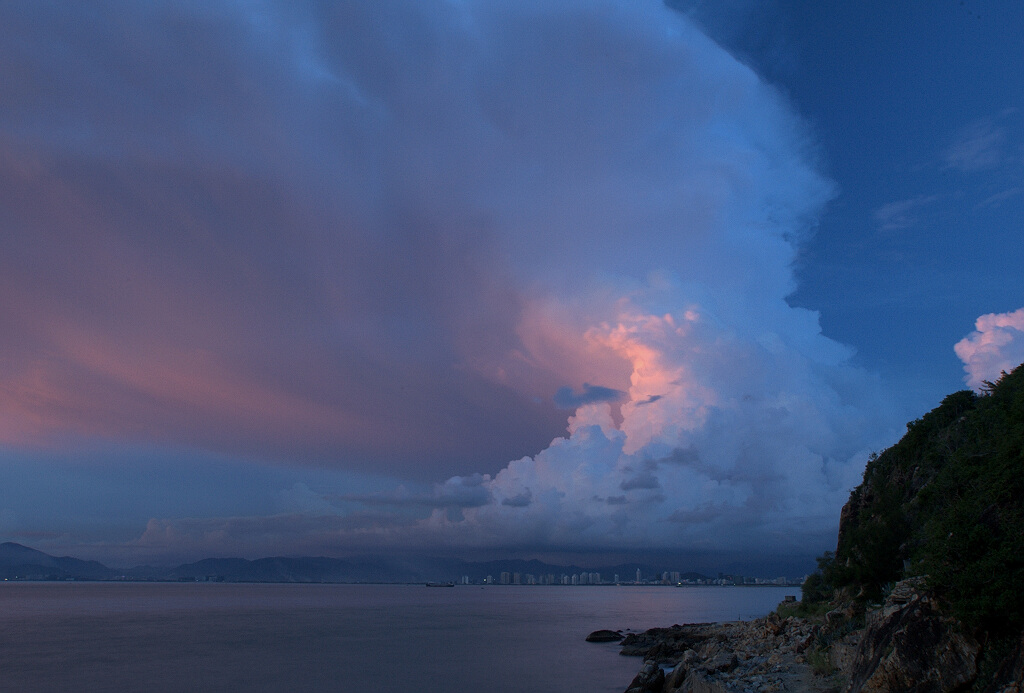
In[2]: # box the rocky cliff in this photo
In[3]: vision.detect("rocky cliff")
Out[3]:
[816,364,1024,691]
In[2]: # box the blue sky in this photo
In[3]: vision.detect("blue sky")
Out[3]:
[0,0,1021,572]
[693,0,1024,402]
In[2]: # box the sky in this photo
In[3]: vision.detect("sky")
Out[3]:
[1,0,1022,574]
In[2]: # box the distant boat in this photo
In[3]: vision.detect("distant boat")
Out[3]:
[425,581,455,587]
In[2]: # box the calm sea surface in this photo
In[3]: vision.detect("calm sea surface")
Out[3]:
[0,582,795,692]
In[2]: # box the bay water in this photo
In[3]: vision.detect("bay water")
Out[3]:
[0,582,795,692]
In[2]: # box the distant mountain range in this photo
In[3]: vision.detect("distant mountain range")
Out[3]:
[0,542,113,580]
[0,542,709,584]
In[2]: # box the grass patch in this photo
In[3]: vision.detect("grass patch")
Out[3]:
[776,599,831,621]
[807,647,834,676]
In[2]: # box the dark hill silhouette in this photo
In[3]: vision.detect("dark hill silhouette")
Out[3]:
[0,542,114,580]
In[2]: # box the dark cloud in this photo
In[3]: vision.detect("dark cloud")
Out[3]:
[620,471,661,491]
[553,383,627,410]
[661,447,701,465]
[130,511,422,564]
[666,504,728,524]
[501,489,533,508]
[0,0,586,478]
[343,475,493,509]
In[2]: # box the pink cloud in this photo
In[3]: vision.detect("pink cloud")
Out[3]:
[954,307,1024,390]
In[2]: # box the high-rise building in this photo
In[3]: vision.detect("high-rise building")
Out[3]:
[500,572,511,585]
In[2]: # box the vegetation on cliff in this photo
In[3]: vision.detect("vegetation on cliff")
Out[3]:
[804,363,1024,634]
[791,363,1024,692]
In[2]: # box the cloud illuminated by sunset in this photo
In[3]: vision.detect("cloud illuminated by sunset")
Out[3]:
[955,307,1024,390]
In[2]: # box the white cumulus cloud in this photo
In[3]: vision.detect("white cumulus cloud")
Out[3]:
[411,301,900,555]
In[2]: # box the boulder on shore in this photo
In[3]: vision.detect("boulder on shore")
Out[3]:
[587,629,625,642]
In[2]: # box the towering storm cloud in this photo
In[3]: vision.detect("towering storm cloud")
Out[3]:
[0,0,906,561]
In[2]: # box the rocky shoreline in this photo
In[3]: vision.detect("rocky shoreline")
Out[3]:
[593,577,1024,693]
[594,611,838,693]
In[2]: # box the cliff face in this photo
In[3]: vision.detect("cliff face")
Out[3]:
[816,364,1024,692]
[830,387,980,604]
[843,578,981,693]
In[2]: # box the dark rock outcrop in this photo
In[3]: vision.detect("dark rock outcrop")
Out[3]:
[588,629,625,642]
[625,659,665,693]
[620,625,713,659]
[845,579,979,692]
